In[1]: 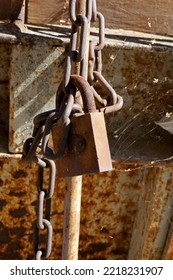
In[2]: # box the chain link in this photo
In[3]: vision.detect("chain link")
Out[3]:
[64,16,88,89]
[34,159,55,260]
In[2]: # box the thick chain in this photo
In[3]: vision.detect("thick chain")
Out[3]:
[22,99,71,260]
[34,159,56,260]
[22,0,123,260]
[89,1,123,113]
[64,0,94,89]
[63,0,123,114]
[22,79,83,260]
[64,7,88,89]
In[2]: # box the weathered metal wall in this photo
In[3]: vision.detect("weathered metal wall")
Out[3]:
[0,25,173,259]
[1,157,173,259]
[128,166,173,259]
[4,26,173,160]
[0,157,142,260]
[9,35,65,152]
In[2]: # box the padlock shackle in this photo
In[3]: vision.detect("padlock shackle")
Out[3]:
[70,75,97,113]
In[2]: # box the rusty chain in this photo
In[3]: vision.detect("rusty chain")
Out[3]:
[22,82,83,260]
[22,0,123,260]
[87,0,123,113]
[63,0,123,113]
[23,121,55,260]
[34,159,56,260]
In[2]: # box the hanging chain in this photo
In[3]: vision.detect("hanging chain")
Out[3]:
[63,0,123,113]
[34,159,56,260]
[23,120,56,260]
[22,0,123,260]
[87,0,123,113]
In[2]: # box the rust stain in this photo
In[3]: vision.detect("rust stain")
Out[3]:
[102,46,173,163]
[128,166,173,260]
[78,169,141,260]
[164,232,173,260]
[0,157,141,260]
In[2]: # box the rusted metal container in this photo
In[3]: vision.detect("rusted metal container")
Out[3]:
[1,22,173,259]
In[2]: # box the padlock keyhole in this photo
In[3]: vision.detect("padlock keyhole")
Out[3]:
[68,134,87,154]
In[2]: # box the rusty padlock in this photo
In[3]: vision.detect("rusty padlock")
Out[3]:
[51,75,112,177]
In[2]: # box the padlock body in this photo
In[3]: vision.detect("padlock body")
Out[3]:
[52,112,112,177]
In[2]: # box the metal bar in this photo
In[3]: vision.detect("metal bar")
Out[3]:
[62,0,89,260]
[62,176,82,259]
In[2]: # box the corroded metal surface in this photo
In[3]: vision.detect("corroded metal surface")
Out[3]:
[1,26,173,260]
[79,166,142,260]
[128,166,173,259]
[1,156,173,260]
[9,35,65,153]
[1,26,173,161]
[0,157,37,259]
[102,44,173,163]
[0,158,141,260]
[163,223,173,260]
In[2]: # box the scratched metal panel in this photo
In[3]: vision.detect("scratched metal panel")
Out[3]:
[9,34,65,152]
